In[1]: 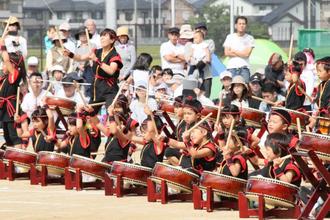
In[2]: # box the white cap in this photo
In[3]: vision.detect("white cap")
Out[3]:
[220,70,232,80]
[50,64,65,73]
[27,56,39,66]
[59,22,71,31]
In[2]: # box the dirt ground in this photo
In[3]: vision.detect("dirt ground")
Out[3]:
[0,179,245,220]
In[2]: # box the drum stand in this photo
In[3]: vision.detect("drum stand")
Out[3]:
[192,185,238,212]
[29,164,64,186]
[0,160,30,181]
[54,106,68,133]
[238,192,301,219]
[104,173,147,197]
[147,178,193,204]
[289,148,330,220]
[64,167,103,191]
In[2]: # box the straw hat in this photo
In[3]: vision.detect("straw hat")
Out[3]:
[117,26,129,38]
[179,24,194,39]
[3,16,20,30]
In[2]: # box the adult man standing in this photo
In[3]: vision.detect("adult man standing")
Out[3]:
[160,27,185,78]
[223,16,255,83]
[194,22,215,97]
[84,18,101,49]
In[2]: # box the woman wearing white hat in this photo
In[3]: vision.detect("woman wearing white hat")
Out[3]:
[115,26,136,81]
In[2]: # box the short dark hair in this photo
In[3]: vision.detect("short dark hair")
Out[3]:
[150,65,162,74]
[294,51,307,66]
[261,83,277,94]
[235,16,248,24]
[316,56,330,72]
[162,68,173,77]
[133,53,153,71]
[29,72,42,79]
[100,28,117,40]
[264,133,290,157]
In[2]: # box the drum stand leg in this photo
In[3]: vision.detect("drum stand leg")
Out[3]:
[193,185,238,212]
[104,172,115,196]
[0,160,7,179]
[238,192,300,219]
[74,168,83,191]
[65,167,75,190]
[147,178,157,202]
[30,164,40,185]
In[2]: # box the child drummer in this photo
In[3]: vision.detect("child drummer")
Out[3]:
[163,120,217,173]
[250,133,301,187]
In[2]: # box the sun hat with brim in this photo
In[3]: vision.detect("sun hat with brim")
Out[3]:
[27,56,39,66]
[50,65,65,74]
[75,26,92,40]
[231,75,248,90]
[59,22,71,31]
[52,32,66,42]
[180,24,194,39]
[3,16,20,30]
[220,70,232,80]
[117,26,129,38]
[135,81,147,89]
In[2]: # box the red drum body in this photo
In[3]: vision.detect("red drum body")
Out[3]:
[272,107,309,130]
[201,105,218,120]
[245,176,299,208]
[241,107,266,128]
[45,96,76,115]
[317,116,330,135]
[37,151,71,175]
[110,161,152,186]
[150,162,199,192]
[3,147,37,172]
[160,102,175,114]
[199,171,247,199]
[69,154,112,180]
[299,132,330,161]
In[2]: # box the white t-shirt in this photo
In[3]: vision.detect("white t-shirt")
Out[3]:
[160,41,185,75]
[132,69,149,86]
[21,90,52,118]
[223,33,255,69]
[56,88,86,104]
[191,42,208,63]
[5,35,27,58]
[129,98,158,125]
[300,68,315,106]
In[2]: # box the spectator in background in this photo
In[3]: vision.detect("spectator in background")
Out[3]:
[72,26,96,98]
[194,22,215,98]
[26,56,48,90]
[162,68,174,82]
[219,70,233,101]
[59,22,76,53]
[259,83,285,112]
[264,53,285,95]
[115,26,136,81]
[223,16,254,83]
[3,16,27,58]
[160,27,185,78]
[45,32,73,73]
[294,51,315,111]
[84,18,101,49]
[248,73,262,109]
[44,25,56,54]
[129,53,153,87]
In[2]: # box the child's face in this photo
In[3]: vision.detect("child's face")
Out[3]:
[317,64,330,81]
[233,84,244,96]
[63,85,75,98]
[221,77,232,88]
[193,32,203,44]
[174,106,183,118]
[221,114,235,129]
[249,82,260,93]
[265,146,277,161]
[262,91,276,103]
[29,76,42,92]
[190,127,206,145]
[267,115,287,134]
[54,71,64,81]
[284,69,292,82]
[68,124,78,135]
[33,118,45,130]
[136,87,146,99]
[183,107,199,125]
[162,74,172,81]
[141,121,154,141]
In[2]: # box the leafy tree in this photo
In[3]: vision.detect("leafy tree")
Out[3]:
[190,1,270,56]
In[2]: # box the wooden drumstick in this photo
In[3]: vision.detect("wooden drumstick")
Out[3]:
[15,86,20,115]
[251,95,276,106]
[215,91,223,126]
[2,16,11,38]
[296,117,302,139]
[91,151,105,156]
[85,28,91,51]
[110,83,125,107]
[279,154,292,167]
[224,119,235,150]
[186,112,213,134]
[55,26,64,51]
[73,81,88,106]
[89,102,106,107]
[306,126,311,133]
[288,34,294,63]
[297,85,313,103]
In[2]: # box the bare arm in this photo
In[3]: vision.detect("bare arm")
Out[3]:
[188,147,213,159]
[279,170,295,183]
[227,161,242,177]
